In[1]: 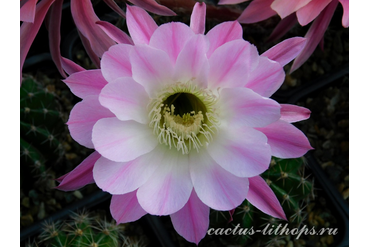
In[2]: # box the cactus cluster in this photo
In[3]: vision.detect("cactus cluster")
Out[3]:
[36,211,147,247]
[20,76,67,184]
[209,157,314,246]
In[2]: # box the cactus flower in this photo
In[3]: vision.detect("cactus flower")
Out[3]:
[57,2,312,244]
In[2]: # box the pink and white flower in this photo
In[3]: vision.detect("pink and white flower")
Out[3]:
[57,3,312,244]
[219,0,349,72]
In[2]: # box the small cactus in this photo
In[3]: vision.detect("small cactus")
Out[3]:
[37,211,146,247]
[20,76,66,175]
[209,157,314,246]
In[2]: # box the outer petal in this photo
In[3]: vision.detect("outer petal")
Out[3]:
[219,0,249,4]
[296,0,331,26]
[255,120,313,158]
[92,118,157,162]
[170,190,209,245]
[102,0,126,18]
[99,77,150,124]
[45,0,67,78]
[206,21,243,57]
[244,56,285,97]
[96,21,134,45]
[247,176,287,220]
[61,56,86,75]
[101,44,133,83]
[128,0,176,16]
[110,191,147,224]
[67,96,115,148]
[339,0,349,27]
[261,37,307,67]
[149,22,195,64]
[126,5,158,45]
[56,151,101,191]
[20,0,55,84]
[93,148,162,194]
[189,151,249,211]
[218,87,281,128]
[190,2,206,35]
[280,104,311,123]
[77,29,101,68]
[271,0,312,19]
[70,0,116,57]
[63,70,108,99]
[237,0,276,24]
[20,0,38,23]
[173,35,209,88]
[290,0,338,73]
[267,13,298,42]
[137,146,193,215]
[207,125,271,178]
[130,45,174,95]
[208,39,259,88]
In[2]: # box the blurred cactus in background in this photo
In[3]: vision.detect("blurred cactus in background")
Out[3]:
[210,157,314,246]
[37,211,147,247]
[20,76,67,182]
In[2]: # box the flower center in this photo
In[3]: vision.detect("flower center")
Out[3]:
[148,83,219,154]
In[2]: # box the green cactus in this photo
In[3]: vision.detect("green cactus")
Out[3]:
[20,76,67,183]
[37,211,145,247]
[209,157,314,246]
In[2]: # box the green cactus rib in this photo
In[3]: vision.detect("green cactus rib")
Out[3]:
[39,212,125,247]
[20,76,67,181]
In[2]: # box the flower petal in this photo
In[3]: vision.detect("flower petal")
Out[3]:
[267,13,298,42]
[61,56,86,76]
[20,0,38,23]
[261,37,307,67]
[189,151,249,210]
[102,0,126,18]
[247,176,286,220]
[218,0,249,4]
[99,77,150,124]
[45,0,67,78]
[149,22,195,64]
[296,0,332,26]
[110,191,147,224]
[339,0,349,27]
[255,120,313,158]
[137,146,193,215]
[101,44,133,83]
[218,87,281,127]
[93,149,162,194]
[128,0,176,16]
[290,0,338,73]
[96,21,134,45]
[190,2,206,35]
[170,190,209,245]
[244,56,285,97]
[92,118,158,162]
[20,0,55,84]
[208,39,259,88]
[173,34,209,88]
[237,0,276,24]
[70,0,116,57]
[130,44,174,95]
[207,125,271,178]
[271,0,312,19]
[206,21,243,57]
[56,151,101,191]
[67,96,115,148]
[126,4,158,45]
[63,70,108,99]
[280,104,311,123]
